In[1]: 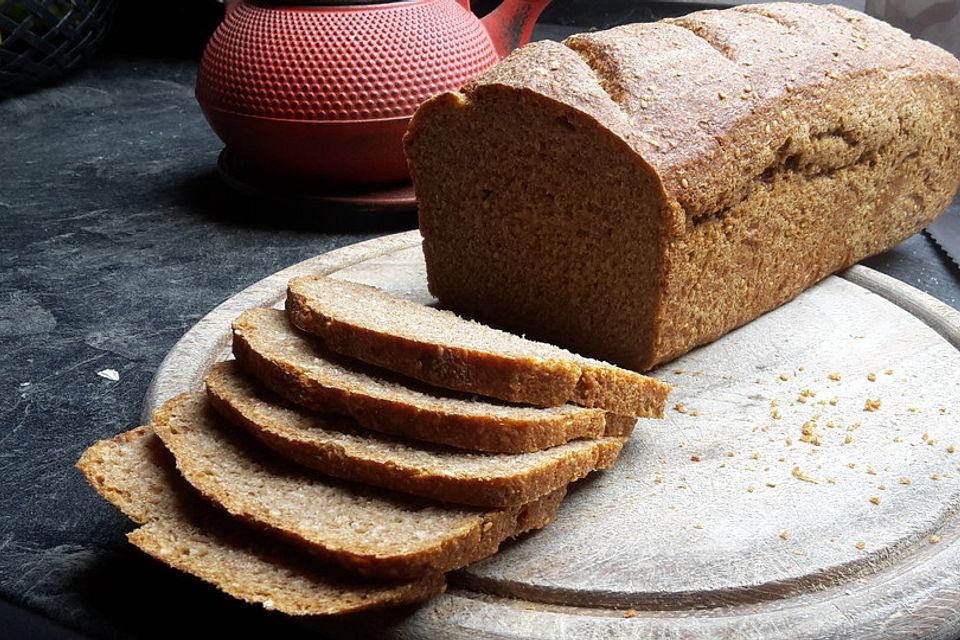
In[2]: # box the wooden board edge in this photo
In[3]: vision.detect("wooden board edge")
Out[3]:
[140,230,423,422]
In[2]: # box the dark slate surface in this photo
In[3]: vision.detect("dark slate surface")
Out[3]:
[1,30,959,640]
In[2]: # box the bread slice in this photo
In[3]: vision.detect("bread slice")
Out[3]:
[286,275,669,416]
[76,427,446,615]
[152,392,566,579]
[205,360,625,507]
[232,307,636,453]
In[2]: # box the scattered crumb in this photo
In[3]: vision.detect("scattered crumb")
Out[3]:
[654,474,663,485]
[930,535,941,545]
[755,378,763,384]
[770,400,780,408]
[827,477,837,485]
[673,368,684,375]
[827,373,841,381]
[624,608,637,618]
[792,466,818,484]
[798,366,805,372]
[867,372,877,382]
[785,437,794,446]
[693,522,703,529]
[848,463,857,469]
[800,389,816,398]
[931,474,941,481]
[766,482,777,488]
[830,398,839,406]
[673,403,688,414]
[780,530,790,540]
[779,373,790,381]
[885,370,894,376]
[869,496,881,505]
[866,466,877,476]
[893,436,904,443]
[844,435,854,445]
[690,410,699,417]
[750,452,761,460]
[855,541,866,550]
[900,477,912,485]
[772,409,782,420]
[797,396,807,404]
[692,370,703,376]
[778,456,786,462]
[690,454,701,462]
[96,368,120,382]
[864,399,882,412]
[940,407,949,415]
[951,445,958,454]
[747,485,756,493]
[928,439,938,446]
[727,451,736,458]
[922,432,930,441]
[878,484,886,490]
[790,548,805,556]
[677,483,689,489]
[908,407,919,413]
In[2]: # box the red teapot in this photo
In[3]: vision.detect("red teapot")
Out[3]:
[196,0,551,185]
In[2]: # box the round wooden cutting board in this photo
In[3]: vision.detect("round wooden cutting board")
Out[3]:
[144,230,960,640]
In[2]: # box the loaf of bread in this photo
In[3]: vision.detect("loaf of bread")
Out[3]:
[152,392,565,579]
[206,361,625,507]
[405,3,960,371]
[286,275,669,416]
[76,427,447,615]
[233,307,636,453]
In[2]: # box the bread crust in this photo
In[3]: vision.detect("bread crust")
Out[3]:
[232,307,629,453]
[205,360,625,507]
[286,275,669,416]
[151,392,567,580]
[76,426,446,615]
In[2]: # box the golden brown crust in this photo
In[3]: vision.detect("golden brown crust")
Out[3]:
[286,275,669,416]
[406,3,960,371]
[205,360,625,507]
[232,307,620,453]
[151,392,567,579]
[76,427,446,615]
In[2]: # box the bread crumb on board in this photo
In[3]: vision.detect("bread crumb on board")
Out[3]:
[624,608,637,618]
[930,535,941,545]
[792,466,818,484]
[855,541,866,550]
[864,399,882,412]
[779,530,790,540]
[870,496,881,505]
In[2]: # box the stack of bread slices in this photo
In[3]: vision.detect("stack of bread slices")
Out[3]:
[78,275,670,616]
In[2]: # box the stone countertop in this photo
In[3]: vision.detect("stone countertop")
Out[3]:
[2,46,959,640]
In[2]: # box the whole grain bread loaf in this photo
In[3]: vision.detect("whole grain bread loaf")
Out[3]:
[405,3,960,371]
[233,307,636,453]
[152,392,566,579]
[76,427,446,615]
[286,275,669,416]
[205,360,625,507]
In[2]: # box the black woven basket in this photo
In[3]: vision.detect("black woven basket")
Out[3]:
[0,0,115,97]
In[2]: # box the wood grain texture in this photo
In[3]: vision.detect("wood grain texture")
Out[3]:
[144,231,960,639]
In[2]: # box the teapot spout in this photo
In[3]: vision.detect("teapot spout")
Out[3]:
[481,0,551,58]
